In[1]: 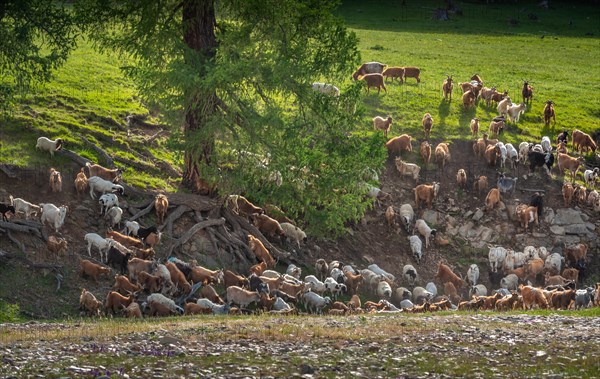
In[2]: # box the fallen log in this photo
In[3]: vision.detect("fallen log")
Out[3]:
[0,220,42,238]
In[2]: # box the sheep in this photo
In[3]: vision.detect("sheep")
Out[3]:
[352,61,387,80]
[311,82,340,96]
[85,162,122,183]
[49,168,62,193]
[540,136,552,154]
[154,194,169,224]
[466,264,480,286]
[442,75,453,101]
[420,141,431,168]
[415,219,436,249]
[395,158,421,180]
[251,214,285,239]
[382,67,405,83]
[46,236,68,259]
[402,264,418,285]
[544,253,564,276]
[74,168,88,196]
[113,274,142,294]
[497,96,512,118]
[147,293,184,316]
[286,264,302,280]
[543,100,556,126]
[280,222,307,248]
[485,188,501,211]
[226,195,263,217]
[105,290,137,315]
[11,197,40,220]
[408,235,423,264]
[372,115,393,138]
[402,66,421,83]
[469,118,479,138]
[522,80,533,103]
[79,289,103,316]
[584,168,599,188]
[248,234,276,268]
[386,134,413,156]
[324,277,347,300]
[422,113,433,139]
[473,175,488,195]
[226,285,261,308]
[88,176,124,199]
[413,182,440,209]
[434,142,450,172]
[79,259,111,281]
[456,169,467,189]
[302,291,332,314]
[470,284,488,299]
[376,280,392,299]
[507,103,527,123]
[358,73,386,93]
[39,203,68,233]
[35,137,63,157]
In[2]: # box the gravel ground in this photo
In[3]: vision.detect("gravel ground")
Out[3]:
[1,313,599,378]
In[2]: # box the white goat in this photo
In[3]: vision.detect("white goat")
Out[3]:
[507,103,526,123]
[518,142,532,164]
[505,143,519,169]
[497,96,512,118]
[84,233,115,262]
[304,275,326,294]
[35,137,63,157]
[196,298,230,315]
[39,203,68,233]
[367,264,395,283]
[147,293,184,315]
[415,219,436,249]
[124,220,141,237]
[301,291,331,314]
[402,264,418,285]
[376,279,392,299]
[584,168,599,188]
[88,176,124,199]
[280,222,307,248]
[11,197,40,220]
[324,277,346,300]
[495,142,507,169]
[541,136,552,153]
[466,264,480,286]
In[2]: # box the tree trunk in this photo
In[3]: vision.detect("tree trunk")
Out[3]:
[182,0,218,195]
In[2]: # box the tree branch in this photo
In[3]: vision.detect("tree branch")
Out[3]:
[162,217,226,258]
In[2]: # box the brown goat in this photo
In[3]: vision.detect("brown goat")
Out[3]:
[248,234,276,267]
[113,274,142,294]
[422,113,433,139]
[154,194,169,225]
[105,291,136,315]
[251,214,285,239]
[79,288,103,316]
[86,162,122,183]
[470,118,479,138]
[106,230,144,249]
[382,67,405,83]
[420,141,431,168]
[434,262,466,290]
[385,134,412,156]
[79,259,111,281]
[413,182,440,209]
[359,73,386,93]
[74,168,88,196]
[402,66,421,83]
[442,75,453,101]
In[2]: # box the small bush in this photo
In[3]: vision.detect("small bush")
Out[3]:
[0,301,21,322]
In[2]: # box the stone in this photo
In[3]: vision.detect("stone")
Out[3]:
[585,222,596,231]
[553,208,584,226]
[472,209,484,222]
[459,222,475,238]
[479,227,494,242]
[464,210,473,219]
[543,208,555,224]
[422,210,442,225]
[550,225,565,235]
[564,224,589,235]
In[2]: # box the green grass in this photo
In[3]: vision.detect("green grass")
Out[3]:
[337,0,600,145]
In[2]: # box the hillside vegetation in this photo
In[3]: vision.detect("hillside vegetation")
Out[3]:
[0,0,599,321]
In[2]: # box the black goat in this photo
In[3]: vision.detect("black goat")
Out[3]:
[528,151,554,175]
[106,247,132,275]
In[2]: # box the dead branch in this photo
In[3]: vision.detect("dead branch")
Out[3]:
[56,149,92,167]
[129,201,156,222]
[6,229,26,253]
[158,204,191,232]
[0,220,42,238]
[519,188,546,193]
[80,135,114,167]
[0,249,63,270]
[163,218,227,258]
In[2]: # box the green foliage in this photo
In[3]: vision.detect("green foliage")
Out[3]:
[0,1,78,105]
[75,0,382,236]
[0,300,21,322]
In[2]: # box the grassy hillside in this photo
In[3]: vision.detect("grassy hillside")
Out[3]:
[338,0,600,145]
[1,1,598,188]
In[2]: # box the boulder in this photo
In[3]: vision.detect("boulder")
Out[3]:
[553,208,584,226]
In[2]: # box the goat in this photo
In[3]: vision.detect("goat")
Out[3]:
[422,113,433,139]
[408,235,423,264]
[226,285,261,308]
[557,153,584,180]
[385,134,413,156]
[311,82,340,96]
[154,194,168,224]
[88,176,124,199]
[74,168,88,196]
[113,274,142,294]
[248,234,276,268]
[485,188,501,211]
[470,118,479,138]
[462,90,476,110]
[442,75,453,101]
[497,96,512,118]
[420,141,431,168]
[473,175,488,195]
[543,100,556,126]
[226,194,263,217]
[79,289,102,316]
[280,222,307,248]
[251,214,285,239]
[36,137,63,157]
[39,203,68,233]
[49,168,62,193]
[86,162,122,183]
[352,61,387,80]
[105,290,137,315]
[11,197,40,220]
[373,116,393,138]
[413,182,440,209]
[522,80,533,103]
[79,259,111,281]
[358,73,386,93]
[415,219,436,249]
[395,158,421,180]
[106,230,144,249]
[456,168,467,189]
[382,66,405,83]
[434,142,450,172]
[402,66,421,83]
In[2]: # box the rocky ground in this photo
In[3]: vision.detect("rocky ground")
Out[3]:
[1,313,599,378]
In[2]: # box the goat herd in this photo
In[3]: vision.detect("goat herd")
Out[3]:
[1,61,599,319]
